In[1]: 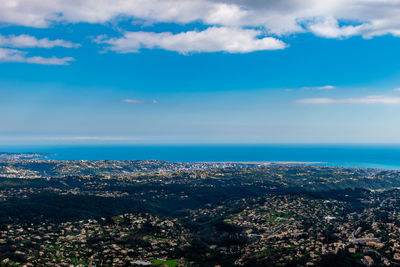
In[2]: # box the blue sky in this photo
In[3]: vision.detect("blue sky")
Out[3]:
[1,0,400,144]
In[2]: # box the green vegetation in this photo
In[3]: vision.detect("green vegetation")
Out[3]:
[150,259,180,266]
[0,164,400,266]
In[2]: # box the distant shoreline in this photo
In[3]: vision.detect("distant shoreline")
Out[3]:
[2,145,400,170]
[197,161,325,165]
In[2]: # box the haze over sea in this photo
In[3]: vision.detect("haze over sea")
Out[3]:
[1,144,400,170]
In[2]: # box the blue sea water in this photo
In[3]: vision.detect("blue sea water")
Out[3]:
[1,144,400,170]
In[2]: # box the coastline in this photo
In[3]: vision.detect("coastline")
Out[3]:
[2,144,400,170]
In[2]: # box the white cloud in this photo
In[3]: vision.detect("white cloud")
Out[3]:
[1,0,400,57]
[302,85,335,90]
[317,85,335,90]
[0,135,136,142]
[122,99,145,104]
[393,88,400,92]
[49,136,133,141]
[122,98,159,104]
[307,17,365,39]
[297,95,400,104]
[0,34,80,48]
[0,48,74,65]
[98,27,286,54]
[0,0,245,28]
[1,0,400,39]
[25,56,74,65]
[297,98,336,104]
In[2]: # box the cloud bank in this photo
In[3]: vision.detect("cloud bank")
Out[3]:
[2,0,400,38]
[1,0,400,57]
[297,95,400,104]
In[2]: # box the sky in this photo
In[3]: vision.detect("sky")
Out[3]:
[1,0,400,144]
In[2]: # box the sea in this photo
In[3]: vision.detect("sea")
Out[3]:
[2,144,400,170]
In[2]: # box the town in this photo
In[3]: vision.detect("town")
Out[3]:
[0,159,400,266]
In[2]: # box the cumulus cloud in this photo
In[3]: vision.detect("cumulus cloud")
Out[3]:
[297,95,400,104]
[0,34,80,48]
[1,0,400,57]
[0,35,77,65]
[1,0,400,39]
[0,48,74,65]
[25,56,74,65]
[307,17,365,39]
[98,27,286,54]
[0,0,246,28]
